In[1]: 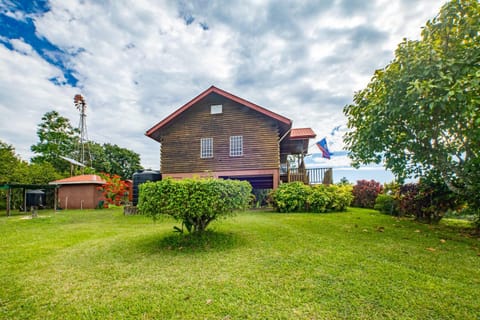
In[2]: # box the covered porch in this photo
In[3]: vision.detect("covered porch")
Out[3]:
[280,128,333,185]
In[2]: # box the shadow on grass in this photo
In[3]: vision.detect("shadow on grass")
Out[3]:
[136,230,245,255]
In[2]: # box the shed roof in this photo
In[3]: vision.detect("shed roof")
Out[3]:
[290,128,317,140]
[146,86,293,141]
[50,174,106,185]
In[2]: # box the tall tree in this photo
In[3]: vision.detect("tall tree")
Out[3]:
[31,111,79,173]
[0,140,22,183]
[88,142,142,180]
[343,1,480,211]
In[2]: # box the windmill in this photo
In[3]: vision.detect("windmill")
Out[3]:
[73,94,92,172]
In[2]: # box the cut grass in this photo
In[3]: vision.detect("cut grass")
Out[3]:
[0,208,479,319]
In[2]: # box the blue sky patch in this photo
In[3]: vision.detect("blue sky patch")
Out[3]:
[0,0,78,86]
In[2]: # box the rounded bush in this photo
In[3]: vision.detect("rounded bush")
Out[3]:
[352,180,383,208]
[138,178,252,233]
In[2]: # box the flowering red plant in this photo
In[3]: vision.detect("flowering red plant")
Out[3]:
[352,179,383,208]
[97,173,129,205]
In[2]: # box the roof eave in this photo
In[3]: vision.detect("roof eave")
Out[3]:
[289,134,317,140]
[49,181,106,185]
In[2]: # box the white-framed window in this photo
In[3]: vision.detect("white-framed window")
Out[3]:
[230,136,243,157]
[210,104,222,114]
[200,138,213,158]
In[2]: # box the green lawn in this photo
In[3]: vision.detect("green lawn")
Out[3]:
[0,208,479,319]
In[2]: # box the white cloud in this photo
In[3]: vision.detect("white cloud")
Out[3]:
[0,0,446,172]
[0,42,77,157]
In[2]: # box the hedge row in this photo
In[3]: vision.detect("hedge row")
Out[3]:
[269,182,353,213]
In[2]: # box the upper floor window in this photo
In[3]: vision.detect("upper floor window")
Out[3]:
[200,138,213,158]
[210,104,223,114]
[230,136,243,157]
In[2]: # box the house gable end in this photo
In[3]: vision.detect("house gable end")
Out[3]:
[146,86,292,142]
[158,94,282,174]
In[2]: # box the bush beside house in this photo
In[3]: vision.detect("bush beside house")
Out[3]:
[269,182,353,213]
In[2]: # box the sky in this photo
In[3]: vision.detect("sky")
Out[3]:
[0,0,445,183]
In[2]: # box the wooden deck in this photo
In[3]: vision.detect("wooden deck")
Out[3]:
[281,167,333,185]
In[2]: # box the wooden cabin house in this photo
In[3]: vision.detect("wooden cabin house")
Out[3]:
[146,86,330,189]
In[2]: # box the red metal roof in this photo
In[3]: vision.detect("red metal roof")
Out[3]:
[50,174,106,185]
[146,86,292,138]
[289,128,317,140]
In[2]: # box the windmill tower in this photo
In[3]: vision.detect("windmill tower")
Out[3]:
[74,94,91,172]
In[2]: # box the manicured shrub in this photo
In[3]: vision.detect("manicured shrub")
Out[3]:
[307,185,330,213]
[138,178,252,233]
[269,183,352,213]
[269,181,310,213]
[328,184,354,211]
[352,179,383,208]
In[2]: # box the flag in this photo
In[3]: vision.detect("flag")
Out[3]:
[316,138,332,159]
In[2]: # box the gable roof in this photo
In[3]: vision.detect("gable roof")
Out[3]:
[50,174,106,185]
[146,86,292,140]
[290,128,317,140]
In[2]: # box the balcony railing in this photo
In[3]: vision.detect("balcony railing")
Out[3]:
[281,167,333,185]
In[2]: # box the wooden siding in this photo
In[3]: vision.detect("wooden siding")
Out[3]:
[158,94,281,174]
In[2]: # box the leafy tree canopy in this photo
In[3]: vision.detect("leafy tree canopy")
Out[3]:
[0,140,22,184]
[31,110,79,173]
[88,141,142,180]
[344,0,480,209]
[30,110,142,179]
[1,140,63,185]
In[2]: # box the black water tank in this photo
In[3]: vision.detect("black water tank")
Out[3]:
[26,189,45,208]
[132,170,161,206]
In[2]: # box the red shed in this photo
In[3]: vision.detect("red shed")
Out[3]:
[50,175,106,210]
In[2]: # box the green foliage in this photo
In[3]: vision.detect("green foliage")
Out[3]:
[308,184,353,213]
[23,162,63,184]
[374,194,399,216]
[29,111,142,179]
[269,182,353,213]
[0,140,22,184]
[343,0,480,216]
[398,179,461,224]
[329,184,354,211]
[1,140,63,185]
[352,180,383,209]
[31,110,79,173]
[138,178,252,233]
[1,141,64,210]
[88,142,142,180]
[338,177,350,185]
[307,185,330,213]
[251,188,271,208]
[269,182,310,213]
